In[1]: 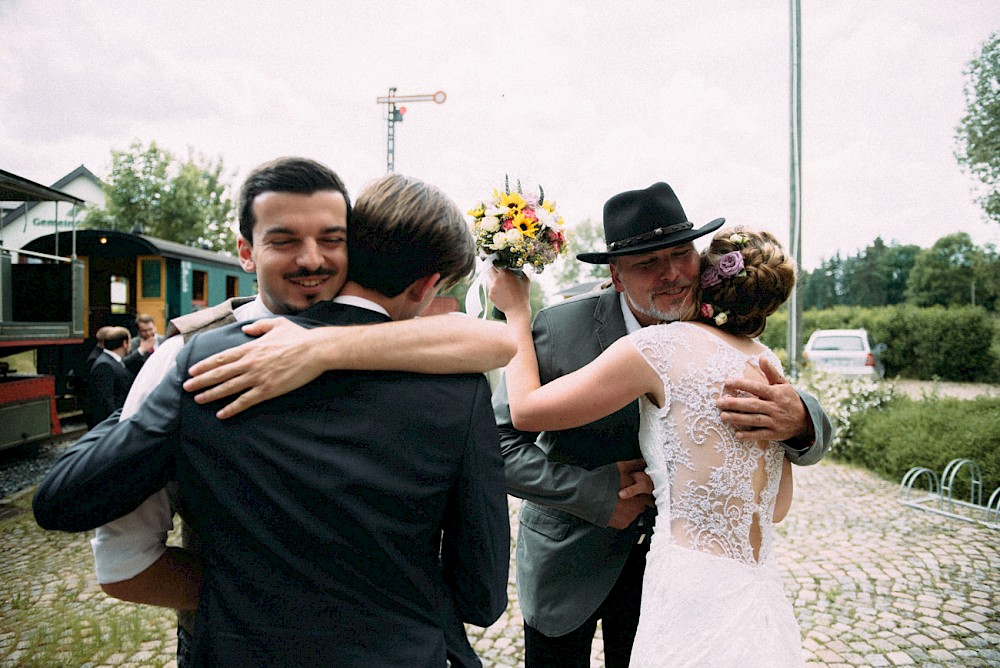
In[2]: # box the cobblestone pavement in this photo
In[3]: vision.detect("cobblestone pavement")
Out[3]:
[2,460,998,667]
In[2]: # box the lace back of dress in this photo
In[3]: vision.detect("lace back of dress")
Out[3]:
[632,322,786,566]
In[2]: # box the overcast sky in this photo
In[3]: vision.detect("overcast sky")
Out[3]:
[2,1,997,270]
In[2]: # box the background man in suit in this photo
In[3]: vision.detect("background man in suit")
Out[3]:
[77,325,112,427]
[79,157,514,667]
[34,172,510,667]
[492,182,833,668]
[86,326,135,427]
[124,314,165,375]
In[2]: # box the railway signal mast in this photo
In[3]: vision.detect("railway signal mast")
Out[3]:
[376,87,446,173]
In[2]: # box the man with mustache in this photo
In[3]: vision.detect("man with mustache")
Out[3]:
[78,157,514,667]
[35,172,509,666]
[492,182,833,667]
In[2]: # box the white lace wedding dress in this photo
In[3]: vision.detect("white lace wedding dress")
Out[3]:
[626,322,805,668]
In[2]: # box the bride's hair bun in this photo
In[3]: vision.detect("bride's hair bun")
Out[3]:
[696,227,795,338]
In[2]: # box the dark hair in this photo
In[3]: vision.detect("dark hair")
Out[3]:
[104,327,131,351]
[695,227,795,338]
[347,173,476,297]
[238,157,351,244]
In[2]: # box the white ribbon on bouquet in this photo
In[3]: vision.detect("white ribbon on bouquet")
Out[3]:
[465,254,498,319]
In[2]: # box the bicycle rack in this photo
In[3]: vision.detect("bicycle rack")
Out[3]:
[899,458,999,530]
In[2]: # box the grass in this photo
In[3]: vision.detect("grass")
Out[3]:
[0,491,177,667]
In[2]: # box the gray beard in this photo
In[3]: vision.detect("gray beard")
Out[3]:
[626,292,688,324]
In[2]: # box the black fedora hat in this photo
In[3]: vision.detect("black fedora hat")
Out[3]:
[577,182,725,264]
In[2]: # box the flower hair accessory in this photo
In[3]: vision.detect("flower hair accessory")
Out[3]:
[728,233,749,247]
[467,176,568,272]
[700,250,746,289]
[699,302,729,326]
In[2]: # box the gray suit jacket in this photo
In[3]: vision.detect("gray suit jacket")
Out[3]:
[493,286,832,636]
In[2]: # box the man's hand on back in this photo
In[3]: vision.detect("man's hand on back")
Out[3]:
[607,459,654,529]
[716,357,812,443]
[184,318,320,419]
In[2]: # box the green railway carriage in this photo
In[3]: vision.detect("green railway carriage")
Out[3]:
[1,228,255,451]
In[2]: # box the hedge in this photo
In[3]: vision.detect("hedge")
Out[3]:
[844,395,1000,500]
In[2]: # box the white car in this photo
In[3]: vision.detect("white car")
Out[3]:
[802,328,886,378]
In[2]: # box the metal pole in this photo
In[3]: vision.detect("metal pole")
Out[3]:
[787,0,803,379]
[376,89,446,174]
[386,87,397,173]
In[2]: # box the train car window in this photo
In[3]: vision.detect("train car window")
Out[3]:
[141,259,162,298]
[226,275,239,299]
[110,275,130,314]
[192,270,208,307]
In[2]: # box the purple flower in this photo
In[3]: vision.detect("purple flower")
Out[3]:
[700,265,721,288]
[716,251,745,278]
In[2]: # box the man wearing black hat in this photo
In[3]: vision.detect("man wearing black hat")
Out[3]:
[492,182,832,667]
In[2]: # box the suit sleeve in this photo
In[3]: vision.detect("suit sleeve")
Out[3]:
[33,351,189,533]
[441,377,509,627]
[783,389,834,466]
[492,308,621,528]
[122,349,148,376]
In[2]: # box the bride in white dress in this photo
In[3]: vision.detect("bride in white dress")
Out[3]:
[491,227,805,667]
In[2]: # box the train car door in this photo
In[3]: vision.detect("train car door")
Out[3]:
[136,256,167,334]
[85,254,137,333]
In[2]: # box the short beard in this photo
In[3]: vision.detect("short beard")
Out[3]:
[626,290,691,324]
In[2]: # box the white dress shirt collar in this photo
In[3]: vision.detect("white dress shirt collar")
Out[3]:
[233,295,275,321]
[103,348,125,365]
[333,295,391,318]
[618,292,643,335]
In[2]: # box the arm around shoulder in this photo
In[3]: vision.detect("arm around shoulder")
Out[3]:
[317,313,516,374]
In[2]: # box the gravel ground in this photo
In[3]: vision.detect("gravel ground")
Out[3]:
[0,439,75,502]
[893,379,1000,400]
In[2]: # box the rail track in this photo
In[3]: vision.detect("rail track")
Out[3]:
[0,412,88,501]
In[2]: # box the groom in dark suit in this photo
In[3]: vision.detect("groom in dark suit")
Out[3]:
[34,173,509,667]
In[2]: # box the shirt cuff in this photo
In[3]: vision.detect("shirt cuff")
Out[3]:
[90,490,173,584]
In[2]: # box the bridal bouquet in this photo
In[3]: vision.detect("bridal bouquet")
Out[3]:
[467,177,568,273]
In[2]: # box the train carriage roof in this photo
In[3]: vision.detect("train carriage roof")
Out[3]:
[22,229,241,268]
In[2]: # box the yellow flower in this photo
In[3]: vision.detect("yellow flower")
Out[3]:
[540,200,556,214]
[498,191,527,213]
[467,205,485,218]
[512,212,538,238]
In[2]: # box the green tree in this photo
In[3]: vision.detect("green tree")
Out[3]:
[971,242,999,311]
[955,31,1000,225]
[881,243,921,304]
[549,217,610,293]
[905,232,979,307]
[801,254,842,310]
[842,238,888,307]
[86,140,236,252]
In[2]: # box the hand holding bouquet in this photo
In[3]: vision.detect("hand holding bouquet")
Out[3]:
[467,177,568,273]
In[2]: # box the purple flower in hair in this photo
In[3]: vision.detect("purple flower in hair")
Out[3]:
[700,265,721,288]
[716,251,745,278]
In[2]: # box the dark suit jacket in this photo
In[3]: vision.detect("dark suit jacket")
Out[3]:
[493,286,833,636]
[35,302,510,667]
[123,334,165,376]
[76,343,105,425]
[86,352,134,427]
